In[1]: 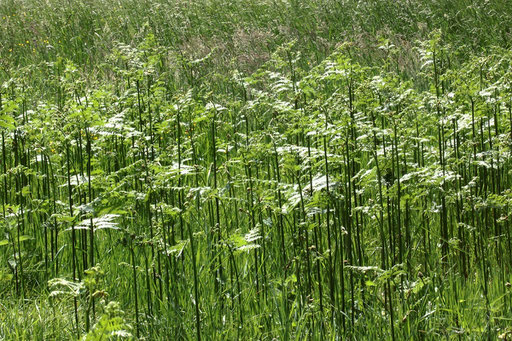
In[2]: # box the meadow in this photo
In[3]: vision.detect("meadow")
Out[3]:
[1,0,512,339]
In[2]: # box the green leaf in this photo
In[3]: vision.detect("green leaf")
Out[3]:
[18,235,34,242]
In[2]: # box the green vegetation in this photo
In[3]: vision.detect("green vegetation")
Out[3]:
[1,0,512,339]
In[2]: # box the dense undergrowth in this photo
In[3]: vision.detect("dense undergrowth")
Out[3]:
[2,0,512,340]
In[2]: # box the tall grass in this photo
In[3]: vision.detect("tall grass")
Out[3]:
[1,0,512,340]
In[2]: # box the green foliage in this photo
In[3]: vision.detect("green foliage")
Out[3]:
[2,0,512,340]
[82,301,133,341]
